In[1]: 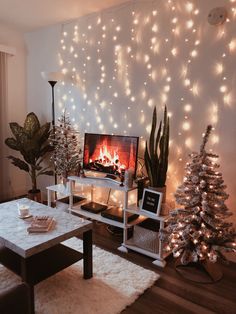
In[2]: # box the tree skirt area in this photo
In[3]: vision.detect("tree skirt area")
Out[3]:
[0,238,159,314]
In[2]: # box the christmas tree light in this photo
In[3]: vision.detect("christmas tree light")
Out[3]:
[163,125,235,266]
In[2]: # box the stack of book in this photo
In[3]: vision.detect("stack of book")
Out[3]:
[27,216,54,233]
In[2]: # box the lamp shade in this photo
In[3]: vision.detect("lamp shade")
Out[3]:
[41,71,63,82]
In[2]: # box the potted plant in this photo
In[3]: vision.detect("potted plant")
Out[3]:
[5,112,54,202]
[144,105,169,203]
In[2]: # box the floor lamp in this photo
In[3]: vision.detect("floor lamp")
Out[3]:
[41,71,63,186]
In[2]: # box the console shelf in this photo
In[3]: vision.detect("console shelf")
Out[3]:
[67,175,139,230]
[46,175,170,268]
[70,205,146,229]
[68,175,137,191]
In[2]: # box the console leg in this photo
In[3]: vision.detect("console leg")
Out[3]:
[152,259,166,268]
[83,229,93,279]
[118,245,129,253]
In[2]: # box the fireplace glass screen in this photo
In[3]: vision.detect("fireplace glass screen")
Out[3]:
[83,133,139,176]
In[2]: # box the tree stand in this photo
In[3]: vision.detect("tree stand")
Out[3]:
[175,258,223,283]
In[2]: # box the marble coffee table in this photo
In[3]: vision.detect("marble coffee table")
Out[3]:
[0,198,93,314]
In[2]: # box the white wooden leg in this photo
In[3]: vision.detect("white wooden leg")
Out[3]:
[152,259,167,268]
[47,190,51,207]
[118,245,129,253]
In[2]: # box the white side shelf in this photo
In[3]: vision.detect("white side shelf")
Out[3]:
[125,204,167,221]
[122,204,169,268]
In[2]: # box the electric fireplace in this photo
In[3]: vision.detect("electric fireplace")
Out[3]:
[83,133,139,177]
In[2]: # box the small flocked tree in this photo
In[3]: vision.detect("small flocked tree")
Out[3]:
[164,125,235,267]
[49,112,82,181]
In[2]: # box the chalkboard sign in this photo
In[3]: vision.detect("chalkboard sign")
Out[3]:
[140,188,163,216]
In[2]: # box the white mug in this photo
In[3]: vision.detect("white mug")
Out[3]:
[18,204,30,217]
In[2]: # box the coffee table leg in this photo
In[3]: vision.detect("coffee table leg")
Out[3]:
[21,258,35,314]
[83,229,93,279]
[28,285,35,314]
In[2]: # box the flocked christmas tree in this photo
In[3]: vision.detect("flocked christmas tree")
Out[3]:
[164,125,235,267]
[49,112,82,180]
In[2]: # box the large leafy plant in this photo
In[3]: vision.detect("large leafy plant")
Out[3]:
[144,106,169,187]
[5,112,54,192]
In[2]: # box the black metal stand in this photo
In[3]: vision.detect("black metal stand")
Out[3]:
[48,80,57,185]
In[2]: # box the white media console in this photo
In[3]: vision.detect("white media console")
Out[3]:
[47,174,170,267]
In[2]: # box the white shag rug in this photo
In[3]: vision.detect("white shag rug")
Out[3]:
[0,238,159,314]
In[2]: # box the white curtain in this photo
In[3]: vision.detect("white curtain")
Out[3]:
[0,52,8,202]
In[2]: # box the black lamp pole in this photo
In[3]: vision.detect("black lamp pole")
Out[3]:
[48,80,58,185]
[48,80,57,127]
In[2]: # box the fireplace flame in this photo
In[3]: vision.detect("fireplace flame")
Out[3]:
[93,144,126,173]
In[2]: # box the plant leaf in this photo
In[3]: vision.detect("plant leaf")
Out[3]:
[9,123,28,144]
[35,122,51,144]
[5,138,20,151]
[144,142,153,186]
[39,144,54,157]
[24,112,40,137]
[7,156,30,173]
[38,170,54,176]
[158,106,169,186]
[149,107,156,158]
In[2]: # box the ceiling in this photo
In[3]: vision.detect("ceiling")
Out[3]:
[0,0,128,32]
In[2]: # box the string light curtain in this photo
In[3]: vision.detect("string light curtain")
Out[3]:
[56,0,236,199]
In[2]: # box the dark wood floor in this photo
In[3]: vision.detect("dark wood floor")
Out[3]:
[91,222,236,314]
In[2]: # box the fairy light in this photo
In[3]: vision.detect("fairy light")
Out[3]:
[152,24,158,32]
[184,79,191,86]
[186,19,194,29]
[229,39,236,51]
[190,50,198,57]
[223,93,232,106]
[220,85,227,93]
[186,2,194,12]
[182,121,191,131]
[171,47,178,56]
[58,1,236,214]
[172,17,178,24]
[215,63,224,75]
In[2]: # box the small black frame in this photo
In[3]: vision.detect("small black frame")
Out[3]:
[140,188,163,216]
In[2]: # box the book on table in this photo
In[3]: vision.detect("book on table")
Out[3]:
[27,216,54,233]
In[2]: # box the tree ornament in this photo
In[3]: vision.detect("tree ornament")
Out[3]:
[191,176,199,183]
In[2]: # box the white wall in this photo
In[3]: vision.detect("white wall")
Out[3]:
[0,23,27,200]
[25,0,236,220]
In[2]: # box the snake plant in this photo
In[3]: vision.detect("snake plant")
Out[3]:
[144,106,169,187]
[5,112,54,192]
